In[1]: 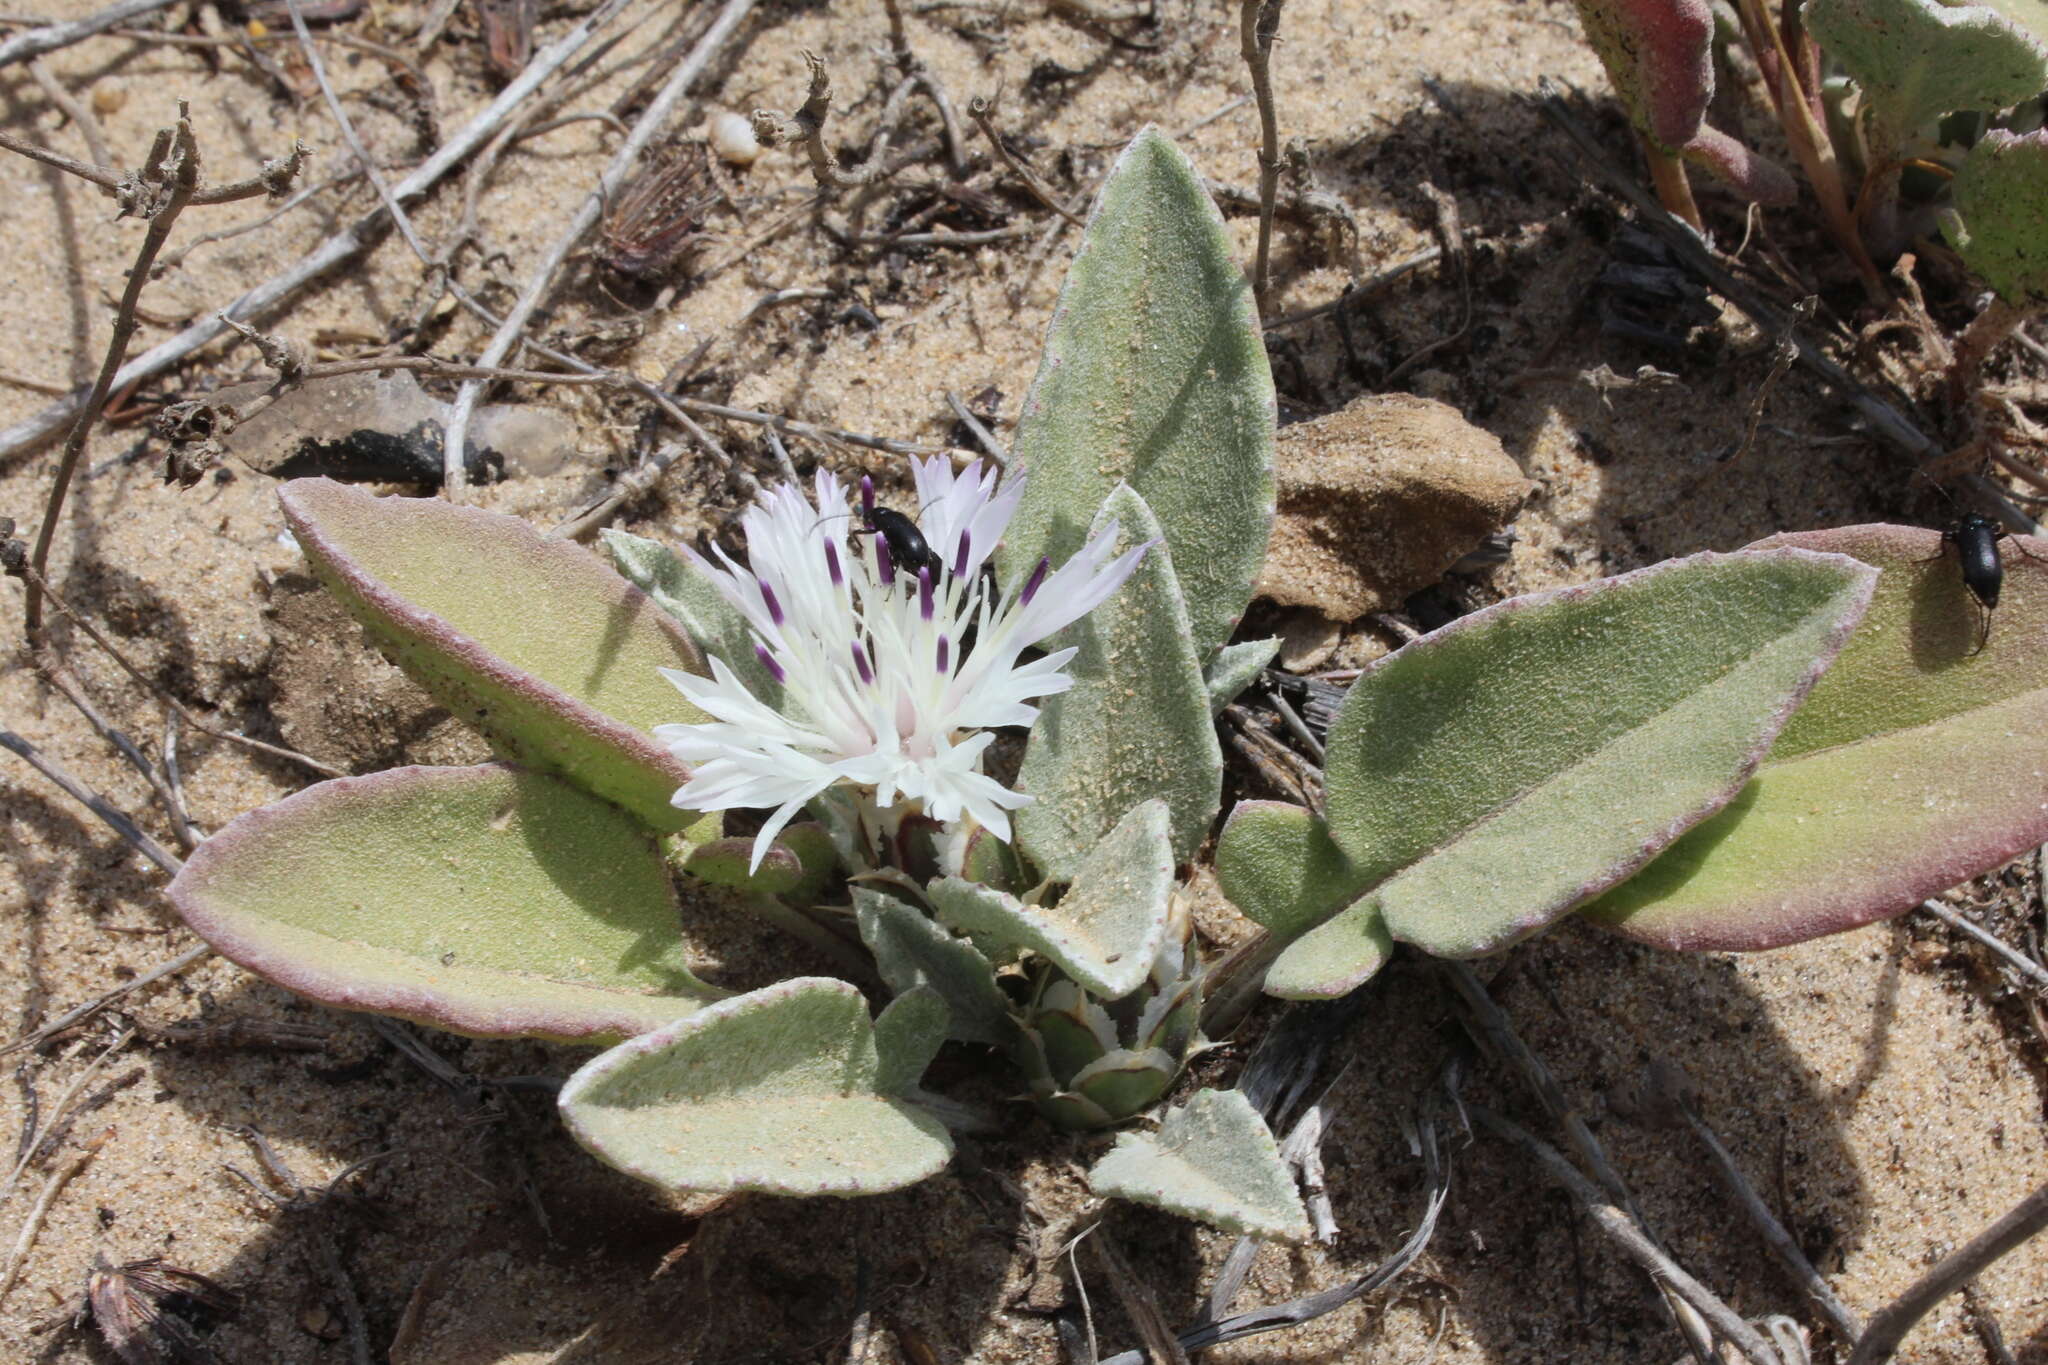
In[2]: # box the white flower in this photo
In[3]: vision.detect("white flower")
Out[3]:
[655,457,1151,871]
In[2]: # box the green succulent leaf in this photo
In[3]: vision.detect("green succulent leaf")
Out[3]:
[931,799,1174,999]
[279,479,705,832]
[873,986,950,1095]
[1087,1088,1311,1242]
[168,763,724,1043]
[1015,488,1223,879]
[998,126,1275,659]
[679,836,804,895]
[853,887,1016,1045]
[1805,0,2048,140]
[602,528,785,710]
[1215,801,1364,940]
[775,821,841,905]
[1952,129,2048,304]
[1304,549,1876,980]
[558,977,953,1197]
[1205,637,1281,715]
[1589,524,2048,948]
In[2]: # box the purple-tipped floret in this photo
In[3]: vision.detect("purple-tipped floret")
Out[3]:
[755,643,788,685]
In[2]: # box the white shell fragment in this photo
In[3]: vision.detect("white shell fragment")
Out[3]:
[707,111,761,165]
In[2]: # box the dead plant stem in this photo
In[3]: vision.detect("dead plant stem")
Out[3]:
[16,560,343,778]
[0,0,636,463]
[1470,1106,1779,1365]
[0,726,179,874]
[24,110,204,637]
[0,0,174,69]
[442,0,758,495]
[1239,0,1284,319]
[1847,1181,2048,1365]
[0,1126,112,1308]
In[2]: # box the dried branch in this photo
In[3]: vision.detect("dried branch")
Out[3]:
[23,109,207,637]
[0,946,209,1059]
[1847,1182,2048,1365]
[1471,1105,1780,1365]
[0,0,636,463]
[1918,899,2048,989]
[752,50,913,192]
[1639,1060,1862,1344]
[11,557,342,778]
[441,0,760,495]
[0,0,177,69]
[0,1126,113,1308]
[968,95,1082,225]
[1239,0,1285,318]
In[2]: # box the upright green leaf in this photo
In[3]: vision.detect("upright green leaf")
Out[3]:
[280,479,705,831]
[559,978,952,1197]
[998,126,1275,659]
[1014,488,1222,878]
[168,764,724,1042]
[1952,129,2048,304]
[1306,549,1876,976]
[1589,524,2048,949]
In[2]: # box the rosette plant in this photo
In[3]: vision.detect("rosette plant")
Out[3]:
[170,127,2048,1243]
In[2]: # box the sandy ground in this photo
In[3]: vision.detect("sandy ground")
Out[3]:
[1,0,2045,1361]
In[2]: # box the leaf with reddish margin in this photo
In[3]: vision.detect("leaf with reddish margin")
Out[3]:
[280,478,707,832]
[559,977,953,1197]
[1295,548,1876,987]
[1570,0,1713,151]
[1588,524,2048,950]
[169,763,724,1043]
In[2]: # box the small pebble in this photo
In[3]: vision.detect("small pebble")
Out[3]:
[91,85,127,116]
[707,111,761,166]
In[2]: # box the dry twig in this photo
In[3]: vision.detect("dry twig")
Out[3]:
[442,0,760,494]
[0,0,636,463]
[1239,0,1285,318]
[0,0,177,69]
[1846,1181,2048,1365]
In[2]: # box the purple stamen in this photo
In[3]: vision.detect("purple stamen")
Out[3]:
[918,566,934,621]
[851,641,874,685]
[860,475,876,518]
[953,528,971,577]
[936,635,950,673]
[1020,556,1051,606]
[755,643,787,685]
[758,578,784,626]
[876,536,895,587]
[825,539,843,587]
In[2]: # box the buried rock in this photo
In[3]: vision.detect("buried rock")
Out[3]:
[1256,393,1530,620]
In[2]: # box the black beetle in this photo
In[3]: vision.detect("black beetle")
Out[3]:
[865,505,944,583]
[1932,512,2041,653]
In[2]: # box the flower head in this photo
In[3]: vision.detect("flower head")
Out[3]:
[655,458,1150,871]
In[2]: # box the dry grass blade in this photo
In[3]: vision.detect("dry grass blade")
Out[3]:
[86,1254,238,1364]
[0,0,178,69]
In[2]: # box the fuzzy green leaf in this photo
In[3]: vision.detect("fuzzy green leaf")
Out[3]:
[1570,0,1713,150]
[678,836,804,895]
[1206,637,1281,715]
[853,887,1016,1046]
[1015,488,1222,879]
[932,800,1174,999]
[279,479,705,832]
[1806,0,2048,138]
[559,977,952,1197]
[1309,549,1876,977]
[1589,524,2048,948]
[997,127,1275,659]
[873,986,950,1095]
[1215,801,1362,940]
[168,763,724,1043]
[1087,1088,1310,1242]
[602,528,785,709]
[1953,129,2048,303]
